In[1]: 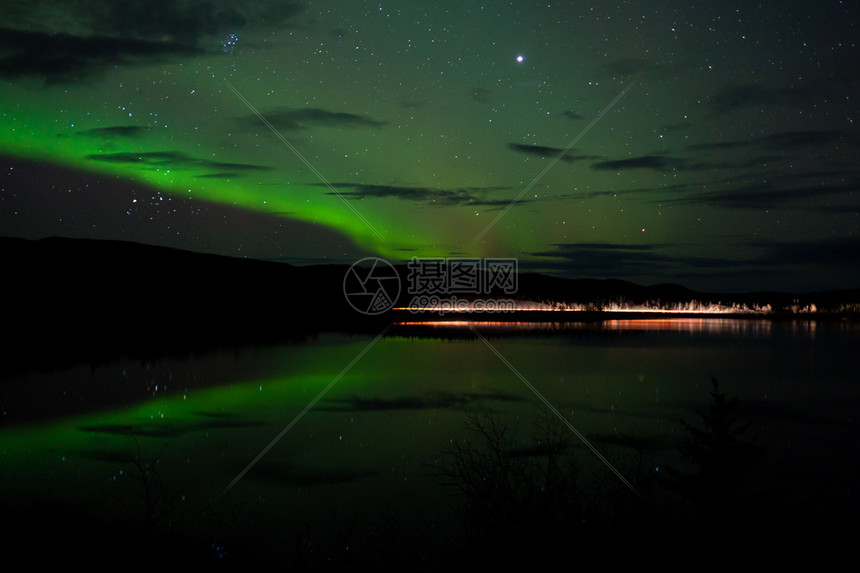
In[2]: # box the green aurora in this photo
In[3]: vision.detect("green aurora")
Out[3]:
[2,1,858,291]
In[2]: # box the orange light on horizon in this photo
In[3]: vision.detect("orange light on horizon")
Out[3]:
[392,306,758,314]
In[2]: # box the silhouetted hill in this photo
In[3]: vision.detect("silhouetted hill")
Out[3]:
[1,236,380,374]
[2,236,858,375]
[516,270,859,313]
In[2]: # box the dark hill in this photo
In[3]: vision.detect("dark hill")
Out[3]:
[2,236,858,375]
[1,236,376,375]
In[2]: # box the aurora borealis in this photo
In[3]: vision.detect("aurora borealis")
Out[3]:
[2,1,858,292]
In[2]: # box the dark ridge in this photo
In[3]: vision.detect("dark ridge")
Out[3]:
[516,271,860,312]
[2,236,858,376]
[1,236,386,376]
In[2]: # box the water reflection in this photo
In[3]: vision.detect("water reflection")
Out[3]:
[601,317,774,334]
[392,317,827,337]
[1,319,858,570]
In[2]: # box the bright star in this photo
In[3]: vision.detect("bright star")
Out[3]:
[516,55,524,63]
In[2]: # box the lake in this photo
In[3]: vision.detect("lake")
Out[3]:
[2,317,858,571]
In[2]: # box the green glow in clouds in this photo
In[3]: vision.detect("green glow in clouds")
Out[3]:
[2,1,859,291]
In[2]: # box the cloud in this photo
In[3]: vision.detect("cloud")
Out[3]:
[524,234,860,291]
[76,126,151,139]
[687,130,851,152]
[317,182,523,207]
[709,83,777,114]
[555,187,671,201]
[86,150,272,176]
[97,1,304,44]
[562,110,586,120]
[319,391,523,412]
[756,130,850,149]
[522,241,859,292]
[528,243,736,278]
[0,28,202,83]
[664,180,856,209]
[591,155,710,172]
[507,143,597,163]
[240,107,388,131]
[661,122,693,132]
[1,0,305,43]
[194,172,245,179]
[559,164,858,210]
[77,412,263,439]
[749,237,860,267]
[0,1,305,82]
[706,76,855,116]
[601,57,649,76]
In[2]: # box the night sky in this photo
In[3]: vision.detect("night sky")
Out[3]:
[1,1,858,292]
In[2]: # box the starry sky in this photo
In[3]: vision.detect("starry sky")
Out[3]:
[1,1,858,292]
